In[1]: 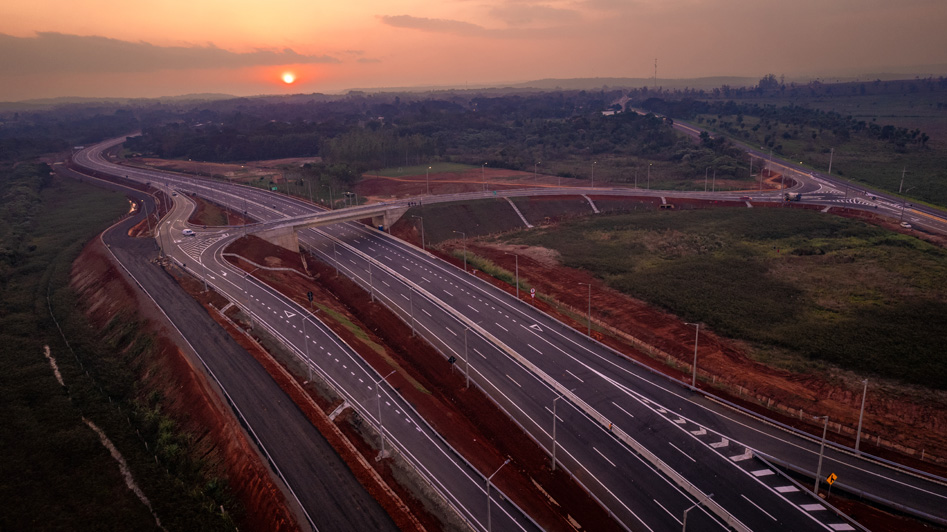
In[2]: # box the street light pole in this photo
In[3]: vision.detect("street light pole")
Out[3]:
[686,323,700,387]
[682,494,713,531]
[814,415,829,495]
[855,379,868,452]
[591,161,596,189]
[534,161,540,179]
[828,147,834,175]
[453,230,467,272]
[463,326,475,389]
[579,282,591,336]
[301,313,312,381]
[426,166,431,195]
[481,162,487,192]
[899,187,915,223]
[375,370,396,458]
[368,257,375,303]
[552,395,561,471]
[704,167,710,192]
[486,459,511,532]
[648,163,652,189]
[504,252,519,299]
[412,215,425,250]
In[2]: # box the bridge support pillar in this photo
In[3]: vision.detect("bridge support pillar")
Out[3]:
[372,206,410,231]
[254,225,300,253]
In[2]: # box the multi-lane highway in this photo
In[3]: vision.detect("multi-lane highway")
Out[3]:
[73,136,947,530]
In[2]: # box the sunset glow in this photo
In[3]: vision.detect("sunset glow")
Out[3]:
[0,0,945,101]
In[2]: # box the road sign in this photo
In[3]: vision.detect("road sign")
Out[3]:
[826,473,837,485]
[307,291,313,302]
[447,356,456,365]
[530,288,536,299]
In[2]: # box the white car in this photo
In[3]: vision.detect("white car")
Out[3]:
[182,228,196,237]
[899,221,912,229]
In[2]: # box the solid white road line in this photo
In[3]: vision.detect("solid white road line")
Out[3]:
[669,442,695,463]
[594,447,617,468]
[652,499,682,525]
[741,494,777,521]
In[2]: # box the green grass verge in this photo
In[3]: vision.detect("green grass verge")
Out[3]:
[500,207,947,388]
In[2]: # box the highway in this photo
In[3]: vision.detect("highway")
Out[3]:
[75,145,540,532]
[74,137,947,530]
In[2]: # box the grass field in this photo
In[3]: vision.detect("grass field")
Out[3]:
[501,208,947,388]
[689,89,947,207]
[0,167,237,530]
[372,162,475,177]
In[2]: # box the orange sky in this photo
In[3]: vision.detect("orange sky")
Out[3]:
[1,0,945,101]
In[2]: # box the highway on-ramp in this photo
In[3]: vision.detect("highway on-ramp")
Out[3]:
[74,137,947,530]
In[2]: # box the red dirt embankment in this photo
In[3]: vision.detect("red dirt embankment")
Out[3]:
[70,236,298,532]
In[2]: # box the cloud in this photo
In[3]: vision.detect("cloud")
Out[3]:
[0,32,339,75]
[488,3,580,26]
[379,15,488,37]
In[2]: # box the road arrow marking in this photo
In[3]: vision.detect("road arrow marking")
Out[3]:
[284,310,296,318]
[710,438,729,448]
[690,428,706,436]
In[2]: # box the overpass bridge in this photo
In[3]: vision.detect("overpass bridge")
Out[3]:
[253,201,413,251]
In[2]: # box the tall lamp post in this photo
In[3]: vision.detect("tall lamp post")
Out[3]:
[552,395,562,471]
[682,494,713,531]
[855,379,868,452]
[591,161,596,188]
[578,282,591,336]
[504,252,519,299]
[375,370,396,458]
[899,187,916,223]
[685,322,700,387]
[453,230,467,272]
[463,324,481,389]
[412,215,425,250]
[813,415,829,495]
[534,161,540,179]
[481,162,487,192]
[704,167,710,192]
[648,163,652,189]
[486,459,511,532]
[425,166,431,195]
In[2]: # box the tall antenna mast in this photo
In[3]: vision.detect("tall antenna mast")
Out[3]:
[653,58,658,88]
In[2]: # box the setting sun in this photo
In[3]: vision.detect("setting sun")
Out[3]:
[281,72,295,84]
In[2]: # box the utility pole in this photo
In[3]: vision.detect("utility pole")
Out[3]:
[375,370,396,459]
[814,416,829,495]
[687,323,700,387]
[552,395,561,471]
[855,379,868,452]
[486,459,511,532]
[899,167,906,194]
[453,230,467,272]
[505,252,519,299]
[827,147,834,175]
[579,282,591,336]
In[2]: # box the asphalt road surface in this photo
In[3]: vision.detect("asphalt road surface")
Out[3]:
[65,167,397,532]
[73,137,947,530]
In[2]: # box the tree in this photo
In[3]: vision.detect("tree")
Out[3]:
[758,74,779,93]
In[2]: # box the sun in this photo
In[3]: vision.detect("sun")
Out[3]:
[282,72,296,84]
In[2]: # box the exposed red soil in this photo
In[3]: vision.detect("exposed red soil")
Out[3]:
[70,233,298,532]
[223,234,622,532]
